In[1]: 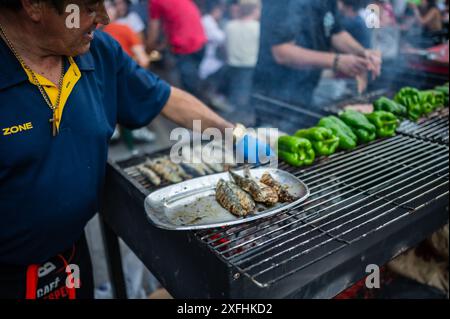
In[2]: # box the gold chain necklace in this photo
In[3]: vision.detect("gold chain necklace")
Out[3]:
[0,23,65,136]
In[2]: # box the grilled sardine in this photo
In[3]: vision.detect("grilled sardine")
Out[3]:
[216,179,256,217]
[229,168,278,205]
[205,162,224,173]
[158,156,192,180]
[137,165,161,186]
[144,159,183,183]
[182,162,214,176]
[260,172,295,203]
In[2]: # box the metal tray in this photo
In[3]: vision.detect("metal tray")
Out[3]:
[144,168,310,230]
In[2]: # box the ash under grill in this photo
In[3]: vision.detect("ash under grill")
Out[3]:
[112,135,448,297]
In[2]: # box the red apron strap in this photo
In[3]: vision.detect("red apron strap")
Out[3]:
[58,254,76,300]
[25,264,39,300]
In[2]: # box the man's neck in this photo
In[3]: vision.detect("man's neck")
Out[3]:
[0,11,62,70]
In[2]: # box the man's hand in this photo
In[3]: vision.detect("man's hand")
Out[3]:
[336,54,368,77]
[364,49,382,79]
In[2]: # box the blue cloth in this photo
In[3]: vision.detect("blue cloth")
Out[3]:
[0,31,171,265]
[235,134,275,165]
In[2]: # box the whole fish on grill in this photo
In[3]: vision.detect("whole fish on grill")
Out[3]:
[205,162,225,173]
[191,143,235,173]
[216,179,255,217]
[229,168,278,205]
[144,159,183,184]
[158,156,192,180]
[137,165,161,186]
[260,172,295,203]
[181,162,214,176]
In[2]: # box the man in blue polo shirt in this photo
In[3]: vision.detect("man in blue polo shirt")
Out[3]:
[0,0,271,299]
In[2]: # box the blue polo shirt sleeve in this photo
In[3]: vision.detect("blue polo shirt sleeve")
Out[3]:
[112,35,171,129]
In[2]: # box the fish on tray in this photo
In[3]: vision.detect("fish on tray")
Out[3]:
[229,167,279,206]
[260,172,295,203]
[137,165,161,186]
[216,179,256,217]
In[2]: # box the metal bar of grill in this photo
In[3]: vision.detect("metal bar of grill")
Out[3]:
[397,108,449,145]
[194,136,449,288]
[101,133,449,298]
[197,136,442,246]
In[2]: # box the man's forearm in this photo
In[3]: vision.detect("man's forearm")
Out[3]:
[161,87,234,133]
[332,31,366,57]
[272,42,336,70]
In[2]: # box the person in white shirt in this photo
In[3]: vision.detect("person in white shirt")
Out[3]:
[225,0,261,108]
[115,0,146,40]
[200,0,226,80]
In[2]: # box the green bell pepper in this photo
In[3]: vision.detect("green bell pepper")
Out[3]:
[366,111,400,138]
[394,87,423,121]
[295,127,340,156]
[339,110,377,143]
[434,83,449,106]
[277,135,316,167]
[434,83,449,99]
[419,90,445,113]
[373,97,407,118]
[318,116,358,150]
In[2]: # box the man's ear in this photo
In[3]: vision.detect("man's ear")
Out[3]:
[20,0,45,22]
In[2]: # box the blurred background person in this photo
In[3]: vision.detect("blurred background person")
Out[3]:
[338,0,372,49]
[199,0,231,112]
[200,0,226,82]
[114,0,146,40]
[104,0,155,145]
[104,1,150,68]
[225,0,261,114]
[228,0,241,20]
[376,0,398,27]
[410,0,443,33]
[401,0,445,48]
[147,0,207,100]
[129,0,149,29]
[253,0,382,110]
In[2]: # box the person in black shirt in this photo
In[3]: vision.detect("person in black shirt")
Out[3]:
[254,0,382,108]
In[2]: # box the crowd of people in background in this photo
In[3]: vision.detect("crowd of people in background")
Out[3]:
[101,0,449,140]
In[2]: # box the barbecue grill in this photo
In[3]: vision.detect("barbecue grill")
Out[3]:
[100,134,449,298]
[397,108,449,145]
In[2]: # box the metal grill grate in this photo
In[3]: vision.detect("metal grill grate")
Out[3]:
[192,136,449,287]
[320,89,391,115]
[120,136,448,290]
[397,108,449,145]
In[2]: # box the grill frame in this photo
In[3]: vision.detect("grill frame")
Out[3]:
[100,135,449,298]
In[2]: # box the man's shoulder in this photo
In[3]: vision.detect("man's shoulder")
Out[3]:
[91,30,120,51]
[87,30,123,60]
[73,31,122,71]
